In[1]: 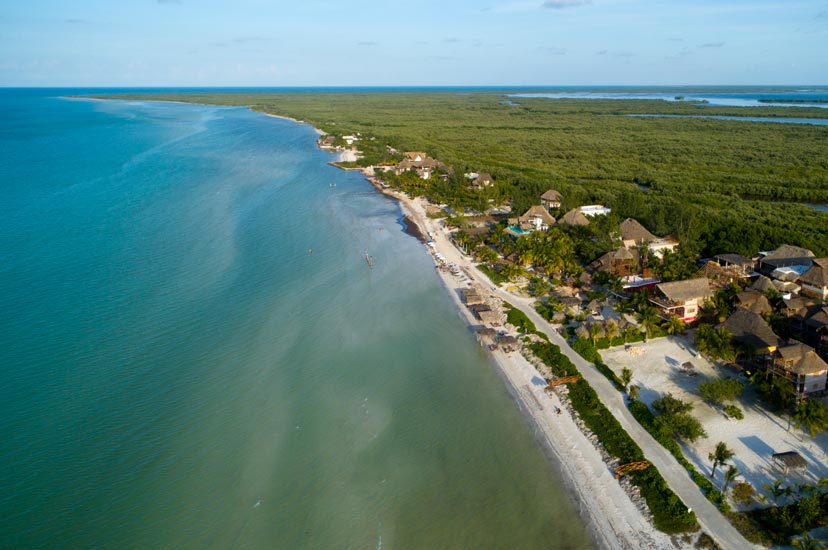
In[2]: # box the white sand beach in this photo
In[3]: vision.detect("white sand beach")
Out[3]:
[601,336,828,511]
[391,193,686,550]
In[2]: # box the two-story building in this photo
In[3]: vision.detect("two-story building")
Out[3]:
[506,205,556,236]
[758,244,815,277]
[649,278,712,322]
[798,258,828,301]
[618,218,678,259]
[769,341,828,396]
[540,189,562,211]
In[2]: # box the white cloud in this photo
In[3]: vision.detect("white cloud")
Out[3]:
[542,0,590,9]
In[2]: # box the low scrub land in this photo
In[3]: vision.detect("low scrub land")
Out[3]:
[102,91,828,256]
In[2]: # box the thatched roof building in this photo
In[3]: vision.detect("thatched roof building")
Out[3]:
[735,290,772,316]
[760,244,815,275]
[557,208,590,227]
[478,309,502,325]
[772,451,807,473]
[651,278,712,322]
[476,328,498,345]
[508,205,556,234]
[620,218,657,245]
[656,278,712,304]
[721,308,780,353]
[798,258,828,300]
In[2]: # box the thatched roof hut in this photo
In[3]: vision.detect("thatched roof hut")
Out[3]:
[620,218,658,244]
[735,290,772,316]
[721,308,780,353]
[478,309,502,325]
[476,328,497,346]
[772,451,807,474]
[557,208,590,227]
[460,289,486,306]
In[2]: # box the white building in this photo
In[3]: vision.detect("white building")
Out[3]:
[579,205,612,217]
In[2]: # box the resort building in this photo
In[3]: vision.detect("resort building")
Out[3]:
[465,172,494,190]
[797,258,828,301]
[721,308,780,357]
[769,341,828,396]
[712,254,755,277]
[506,205,555,236]
[592,247,638,278]
[619,218,657,248]
[396,152,449,180]
[648,236,680,259]
[579,205,612,217]
[734,290,773,316]
[804,307,828,355]
[404,151,427,162]
[697,261,752,289]
[540,189,562,210]
[649,278,712,322]
[758,244,815,277]
[618,218,678,259]
[557,208,590,227]
[317,135,336,149]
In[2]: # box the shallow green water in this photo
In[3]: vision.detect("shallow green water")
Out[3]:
[0,90,594,549]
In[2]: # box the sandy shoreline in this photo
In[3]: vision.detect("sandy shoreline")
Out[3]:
[371,182,684,550]
[86,99,686,547]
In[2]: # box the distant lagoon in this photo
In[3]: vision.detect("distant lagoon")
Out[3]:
[510,87,828,108]
[620,114,828,126]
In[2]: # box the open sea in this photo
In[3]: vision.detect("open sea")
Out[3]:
[0,89,594,549]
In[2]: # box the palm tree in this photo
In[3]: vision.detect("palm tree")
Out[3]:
[793,398,828,438]
[792,533,827,550]
[713,326,736,361]
[723,465,740,492]
[620,367,633,391]
[605,320,621,344]
[797,482,816,497]
[589,323,604,345]
[637,307,660,341]
[628,384,640,402]
[475,246,498,265]
[708,441,735,478]
[490,224,506,246]
[518,247,536,267]
[454,230,470,252]
[501,263,525,282]
[762,479,792,505]
[662,315,686,336]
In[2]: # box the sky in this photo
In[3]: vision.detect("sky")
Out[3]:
[1,0,826,86]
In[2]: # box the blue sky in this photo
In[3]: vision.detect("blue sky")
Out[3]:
[1,0,826,86]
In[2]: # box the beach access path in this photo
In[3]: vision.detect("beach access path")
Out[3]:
[396,195,761,550]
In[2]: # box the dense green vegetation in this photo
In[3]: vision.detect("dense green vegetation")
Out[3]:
[698,378,745,406]
[503,303,536,333]
[651,394,708,442]
[569,337,625,390]
[629,401,727,509]
[98,90,828,256]
[730,479,828,546]
[530,342,698,533]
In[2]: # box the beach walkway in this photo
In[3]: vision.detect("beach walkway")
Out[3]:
[394,192,760,549]
[484,285,762,550]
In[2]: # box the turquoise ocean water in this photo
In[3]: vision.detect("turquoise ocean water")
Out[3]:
[0,90,593,549]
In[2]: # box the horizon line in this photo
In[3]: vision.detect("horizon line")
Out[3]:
[2,84,828,90]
